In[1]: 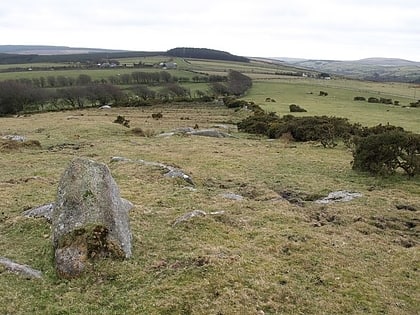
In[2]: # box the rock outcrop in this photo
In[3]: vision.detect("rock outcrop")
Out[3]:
[52,158,132,278]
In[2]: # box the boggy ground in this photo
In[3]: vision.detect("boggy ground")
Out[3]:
[0,103,419,314]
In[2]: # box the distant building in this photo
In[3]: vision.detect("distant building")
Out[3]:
[159,62,177,70]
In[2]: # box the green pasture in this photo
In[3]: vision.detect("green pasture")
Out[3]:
[0,56,418,133]
[186,58,302,75]
[244,79,420,133]
[0,62,71,70]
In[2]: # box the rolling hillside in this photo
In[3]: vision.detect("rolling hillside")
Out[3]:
[278,57,420,83]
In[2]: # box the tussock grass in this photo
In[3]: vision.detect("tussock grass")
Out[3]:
[0,103,419,314]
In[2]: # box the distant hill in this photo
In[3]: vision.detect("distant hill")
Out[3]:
[0,45,250,65]
[276,57,420,83]
[0,45,166,64]
[0,45,126,55]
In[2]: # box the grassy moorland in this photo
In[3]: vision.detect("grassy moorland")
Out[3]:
[0,102,419,314]
[0,55,419,314]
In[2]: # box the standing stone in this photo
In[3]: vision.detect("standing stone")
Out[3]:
[52,158,132,278]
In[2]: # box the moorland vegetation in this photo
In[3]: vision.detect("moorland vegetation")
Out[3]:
[0,49,419,314]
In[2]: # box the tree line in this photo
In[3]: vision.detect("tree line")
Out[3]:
[0,70,253,115]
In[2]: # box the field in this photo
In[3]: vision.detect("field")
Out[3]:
[0,56,419,314]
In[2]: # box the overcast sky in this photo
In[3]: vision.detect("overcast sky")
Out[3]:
[1,0,419,61]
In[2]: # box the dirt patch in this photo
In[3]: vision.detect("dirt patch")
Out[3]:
[277,189,323,206]
[47,142,92,152]
[0,139,41,151]
[368,215,419,247]
[310,207,343,227]
[396,204,417,212]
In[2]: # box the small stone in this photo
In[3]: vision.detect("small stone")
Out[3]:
[221,192,244,201]
[2,135,26,142]
[173,210,207,226]
[0,257,42,279]
[22,203,54,222]
[315,191,362,204]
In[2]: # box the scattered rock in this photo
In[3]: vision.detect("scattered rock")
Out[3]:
[209,211,225,215]
[52,157,132,278]
[221,192,244,201]
[173,210,206,226]
[2,135,26,142]
[0,257,42,279]
[22,203,54,222]
[156,132,176,138]
[315,191,362,204]
[186,129,233,138]
[182,186,197,192]
[212,124,237,132]
[155,127,234,138]
[396,204,417,212]
[110,156,132,163]
[111,156,194,186]
[164,169,194,185]
[172,127,195,133]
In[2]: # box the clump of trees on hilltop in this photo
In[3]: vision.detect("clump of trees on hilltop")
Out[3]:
[167,48,249,63]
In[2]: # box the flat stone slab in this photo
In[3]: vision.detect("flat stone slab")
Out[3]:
[315,191,362,204]
[0,257,42,279]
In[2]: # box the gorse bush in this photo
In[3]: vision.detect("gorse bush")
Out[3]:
[289,104,307,112]
[113,115,130,128]
[238,110,419,177]
[223,97,250,108]
[238,112,357,148]
[352,131,420,177]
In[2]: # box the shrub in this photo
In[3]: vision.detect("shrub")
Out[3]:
[238,113,357,147]
[152,112,163,120]
[113,115,130,128]
[352,131,420,177]
[354,96,366,101]
[289,104,307,112]
[368,97,379,103]
[410,100,420,108]
[319,91,328,96]
[223,97,249,108]
[357,124,404,137]
[380,98,393,105]
[237,112,281,135]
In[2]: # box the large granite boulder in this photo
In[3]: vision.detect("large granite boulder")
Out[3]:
[52,158,132,278]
